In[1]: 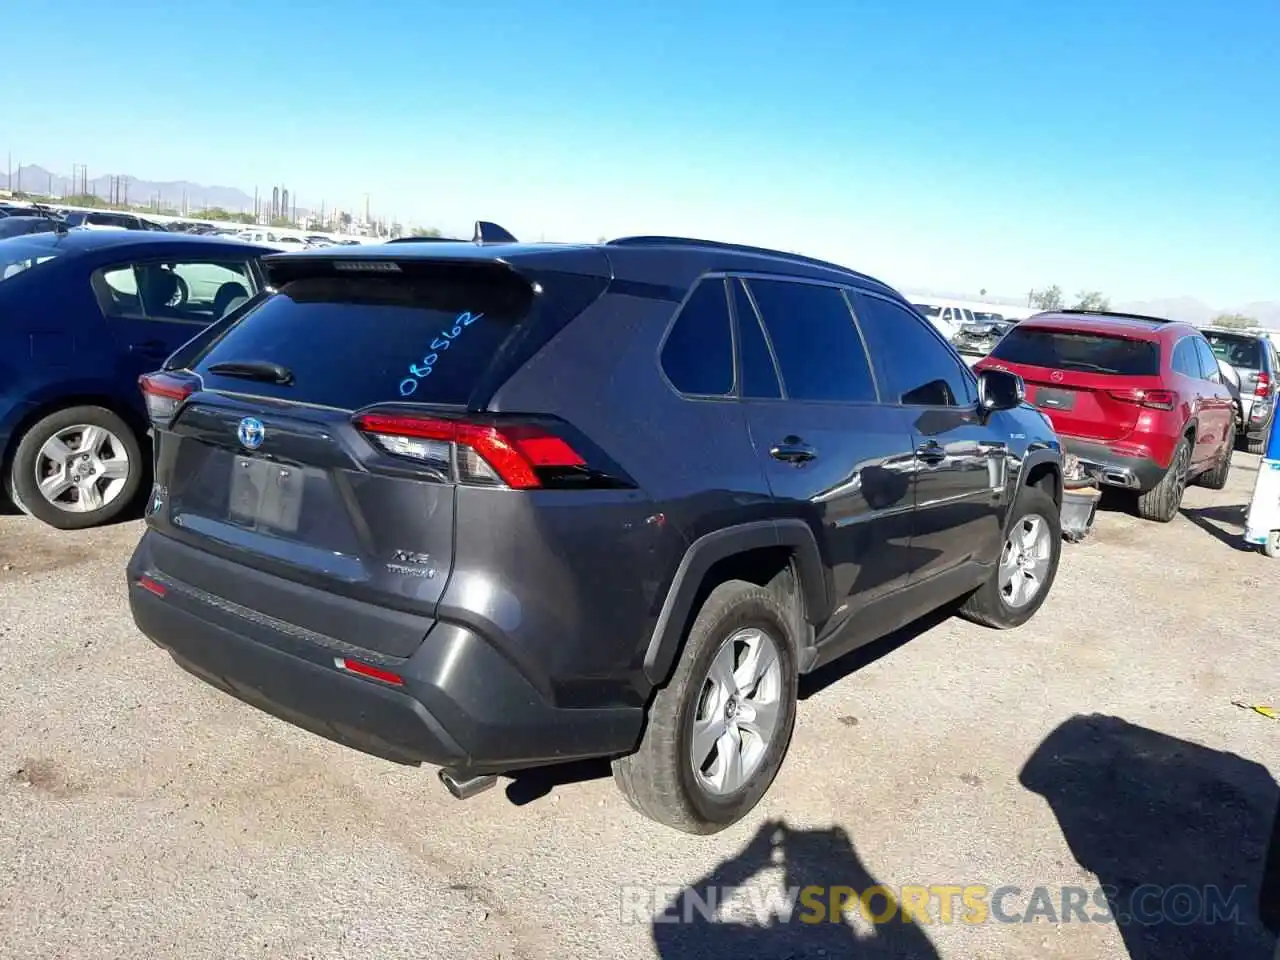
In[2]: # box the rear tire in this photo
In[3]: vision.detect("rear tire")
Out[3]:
[9,406,143,530]
[959,485,1061,629]
[1197,436,1233,490]
[1136,438,1190,523]
[612,579,798,834]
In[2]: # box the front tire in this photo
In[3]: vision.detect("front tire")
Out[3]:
[1136,438,1191,523]
[612,580,798,834]
[959,485,1061,629]
[1247,434,1267,455]
[9,406,143,530]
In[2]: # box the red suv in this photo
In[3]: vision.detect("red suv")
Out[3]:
[975,311,1235,522]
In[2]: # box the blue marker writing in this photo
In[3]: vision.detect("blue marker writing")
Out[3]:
[399,311,484,396]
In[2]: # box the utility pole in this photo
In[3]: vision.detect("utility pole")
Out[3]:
[5,153,10,192]
[123,177,129,207]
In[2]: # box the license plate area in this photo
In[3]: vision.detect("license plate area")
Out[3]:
[1033,386,1076,412]
[229,456,304,533]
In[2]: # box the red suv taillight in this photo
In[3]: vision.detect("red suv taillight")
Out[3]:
[1106,387,1177,411]
[139,371,199,423]
[1255,371,1271,398]
[352,411,590,489]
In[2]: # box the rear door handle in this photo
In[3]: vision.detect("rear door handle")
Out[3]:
[916,440,946,464]
[770,436,817,464]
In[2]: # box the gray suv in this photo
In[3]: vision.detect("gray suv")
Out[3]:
[1201,327,1278,453]
[127,226,1064,833]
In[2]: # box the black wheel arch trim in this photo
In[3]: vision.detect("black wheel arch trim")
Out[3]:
[1008,446,1063,531]
[641,519,830,686]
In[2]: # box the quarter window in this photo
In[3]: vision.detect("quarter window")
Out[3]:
[1192,337,1222,382]
[745,279,876,403]
[852,292,974,406]
[731,279,782,399]
[1171,338,1200,378]
[660,279,734,396]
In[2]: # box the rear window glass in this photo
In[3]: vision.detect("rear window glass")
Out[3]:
[1203,332,1263,369]
[192,271,532,409]
[913,304,941,317]
[990,327,1160,376]
[0,237,61,283]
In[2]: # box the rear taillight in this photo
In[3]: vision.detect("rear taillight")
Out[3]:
[1107,387,1176,411]
[1254,371,1271,398]
[352,412,589,489]
[139,371,198,423]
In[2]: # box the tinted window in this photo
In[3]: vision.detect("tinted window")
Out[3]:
[731,279,781,399]
[193,270,534,409]
[660,279,734,396]
[1193,337,1221,382]
[1171,338,1200,377]
[1203,331,1263,370]
[990,328,1160,376]
[852,292,974,406]
[745,279,875,403]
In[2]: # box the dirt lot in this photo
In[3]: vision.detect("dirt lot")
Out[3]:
[1,456,1277,960]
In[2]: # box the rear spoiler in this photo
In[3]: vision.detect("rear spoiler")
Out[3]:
[383,220,517,245]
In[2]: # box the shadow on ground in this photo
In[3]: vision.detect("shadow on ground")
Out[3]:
[1181,504,1253,553]
[650,820,938,959]
[1020,714,1278,959]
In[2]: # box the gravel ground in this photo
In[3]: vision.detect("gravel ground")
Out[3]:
[1,455,1277,960]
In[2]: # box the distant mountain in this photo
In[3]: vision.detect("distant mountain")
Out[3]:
[5,164,259,214]
[1113,297,1280,330]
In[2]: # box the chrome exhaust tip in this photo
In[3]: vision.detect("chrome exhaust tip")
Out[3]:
[438,768,498,800]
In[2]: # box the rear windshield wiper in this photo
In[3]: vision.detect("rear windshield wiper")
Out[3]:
[206,360,294,385]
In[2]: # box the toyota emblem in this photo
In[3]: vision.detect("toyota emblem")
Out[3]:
[237,417,265,451]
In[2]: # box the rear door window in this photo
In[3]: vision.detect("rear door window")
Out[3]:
[745,279,876,403]
[192,269,534,410]
[990,327,1160,376]
[660,278,735,396]
[851,291,975,406]
[93,260,258,324]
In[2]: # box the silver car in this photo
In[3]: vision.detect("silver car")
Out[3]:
[1201,327,1278,453]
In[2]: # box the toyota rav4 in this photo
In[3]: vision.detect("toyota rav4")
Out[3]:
[127,225,1063,833]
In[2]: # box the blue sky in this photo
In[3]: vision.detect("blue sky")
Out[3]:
[3,0,1277,305]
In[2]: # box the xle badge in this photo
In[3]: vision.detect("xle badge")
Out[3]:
[386,550,436,579]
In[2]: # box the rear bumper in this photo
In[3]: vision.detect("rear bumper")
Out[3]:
[127,531,644,773]
[1059,437,1168,493]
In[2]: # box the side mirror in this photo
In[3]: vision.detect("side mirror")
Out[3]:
[977,368,1026,417]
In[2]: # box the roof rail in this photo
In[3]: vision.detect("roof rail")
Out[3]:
[1055,308,1173,325]
[473,220,517,244]
[605,235,870,279]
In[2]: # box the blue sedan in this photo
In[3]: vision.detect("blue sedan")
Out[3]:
[0,229,275,528]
